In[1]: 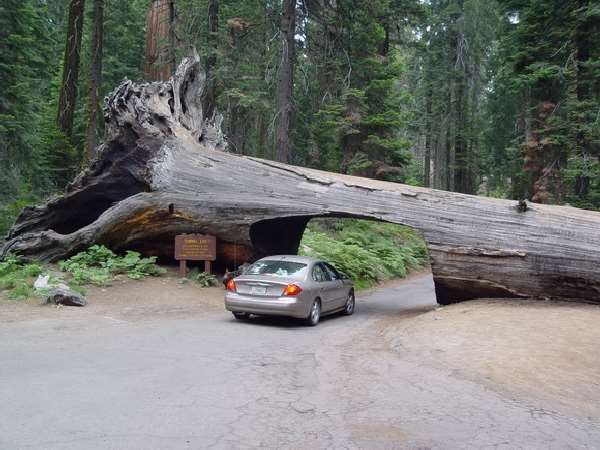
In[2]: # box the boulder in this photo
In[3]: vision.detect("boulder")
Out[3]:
[46,287,87,307]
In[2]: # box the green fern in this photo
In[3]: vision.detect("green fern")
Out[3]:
[299,219,428,290]
[60,245,165,285]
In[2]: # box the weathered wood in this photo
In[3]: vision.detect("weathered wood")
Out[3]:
[2,56,600,304]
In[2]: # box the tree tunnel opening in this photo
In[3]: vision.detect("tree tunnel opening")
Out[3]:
[49,182,147,235]
[249,214,438,309]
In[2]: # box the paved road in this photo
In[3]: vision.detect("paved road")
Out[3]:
[2,274,600,449]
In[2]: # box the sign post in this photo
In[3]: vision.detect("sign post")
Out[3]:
[174,234,217,277]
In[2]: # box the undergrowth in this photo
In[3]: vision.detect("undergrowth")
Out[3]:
[59,245,166,285]
[0,254,44,300]
[185,268,219,287]
[299,219,428,290]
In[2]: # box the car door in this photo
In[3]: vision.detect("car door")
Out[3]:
[322,262,347,308]
[311,263,337,312]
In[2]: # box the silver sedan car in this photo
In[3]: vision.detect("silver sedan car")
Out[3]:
[224,255,355,326]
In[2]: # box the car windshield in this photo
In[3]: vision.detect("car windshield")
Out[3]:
[245,260,307,279]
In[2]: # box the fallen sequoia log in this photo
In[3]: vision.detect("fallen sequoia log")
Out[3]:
[2,56,600,304]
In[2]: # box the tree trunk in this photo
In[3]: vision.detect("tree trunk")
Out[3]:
[57,0,86,138]
[275,0,297,163]
[85,0,104,160]
[571,0,591,196]
[3,57,600,305]
[452,1,469,194]
[144,0,175,81]
[423,87,432,187]
[445,100,453,191]
[454,74,468,193]
[202,0,219,119]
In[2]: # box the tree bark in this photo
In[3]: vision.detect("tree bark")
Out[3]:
[452,0,469,194]
[423,87,432,187]
[202,0,219,119]
[144,0,175,81]
[85,0,104,160]
[57,0,86,138]
[3,57,600,305]
[275,0,297,163]
[571,0,591,196]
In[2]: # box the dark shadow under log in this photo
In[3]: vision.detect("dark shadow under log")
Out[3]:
[2,55,600,305]
[250,217,311,258]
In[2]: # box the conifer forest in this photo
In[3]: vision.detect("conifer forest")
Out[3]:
[1,0,599,235]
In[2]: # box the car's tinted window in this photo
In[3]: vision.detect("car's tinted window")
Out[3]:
[246,261,307,278]
[312,263,331,282]
[323,263,341,280]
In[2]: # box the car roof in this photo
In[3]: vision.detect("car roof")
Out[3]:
[257,255,321,264]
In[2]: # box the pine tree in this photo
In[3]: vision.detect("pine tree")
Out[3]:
[0,0,55,200]
[492,0,600,206]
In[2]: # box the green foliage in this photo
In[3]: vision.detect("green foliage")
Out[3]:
[0,192,39,237]
[1,0,599,232]
[0,0,57,202]
[303,11,416,179]
[486,0,600,207]
[59,245,165,285]
[0,254,44,300]
[186,268,219,288]
[299,219,428,290]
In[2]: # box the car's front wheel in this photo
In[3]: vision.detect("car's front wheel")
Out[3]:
[343,291,355,316]
[305,300,321,326]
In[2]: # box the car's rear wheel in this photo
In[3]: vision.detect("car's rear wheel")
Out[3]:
[232,312,250,320]
[305,300,321,326]
[343,291,355,316]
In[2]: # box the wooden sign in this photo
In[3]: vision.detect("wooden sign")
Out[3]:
[175,234,216,276]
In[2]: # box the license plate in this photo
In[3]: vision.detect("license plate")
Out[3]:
[251,286,267,295]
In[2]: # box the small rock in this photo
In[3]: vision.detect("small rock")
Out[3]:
[46,287,87,307]
[34,274,70,292]
[33,274,51,290]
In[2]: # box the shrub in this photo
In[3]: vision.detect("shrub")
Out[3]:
[59,245,166,285]
[186,268,219,287]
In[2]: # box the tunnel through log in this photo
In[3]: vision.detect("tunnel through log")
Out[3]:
[250,216,311,258]
[2,55,600,305]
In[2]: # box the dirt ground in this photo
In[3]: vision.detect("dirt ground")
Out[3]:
[0,268,224,324]
[380,298,600,421]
